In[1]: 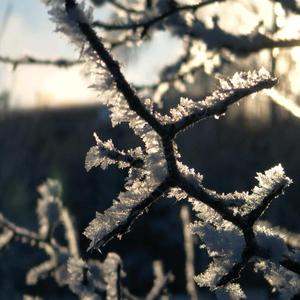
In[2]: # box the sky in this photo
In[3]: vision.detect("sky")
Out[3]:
[0,0,182,109]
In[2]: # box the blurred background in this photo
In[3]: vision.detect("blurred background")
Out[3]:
[0,0,300,299]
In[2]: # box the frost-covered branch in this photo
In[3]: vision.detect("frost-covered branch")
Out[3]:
[164,69,277,136]
[63,0,163,135]
[0,213,47,247]
[39,1,300,298]
[0,180,71,290]
[93,0,225,36]
[256,220,300,249]
[84,178,171,249]
[92,1,300,56]
[187,165,296,296]
[1,180,159,299]
[185,21,300,55]
[85,133,144,171]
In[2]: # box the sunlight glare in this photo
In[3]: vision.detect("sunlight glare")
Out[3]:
[38,68,96,107]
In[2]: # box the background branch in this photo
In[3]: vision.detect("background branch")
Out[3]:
[0,55,81,69]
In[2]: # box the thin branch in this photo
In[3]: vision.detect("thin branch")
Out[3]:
[93,2,300,55]
[0,55,81,68]
[266,89,300,119]
[98,146,144,168]
[187,21,300,55]
[182,165,291,286]
[116,261,123,300]
[60,208,80,258]
[0,213,48,246]
[180,206,198,300]
[85,134,145,171]
[93,0,225,34]
[145,261,174,300]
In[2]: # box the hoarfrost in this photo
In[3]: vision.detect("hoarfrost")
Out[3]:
[255,225,288,262]
[85,133,143,171]
[216,283,246,300]
[238,164,292,216]
[254,259,300,299]
[84,164,166,249]
[159,69,277,125]
[192,215,244,289]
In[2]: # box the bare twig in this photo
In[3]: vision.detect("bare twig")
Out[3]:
[146,261,174,300]
[0,55,81,68]
[0,213,49,246]
[60,208,80,258]
[180,206,198,300]
[93,0,225,35]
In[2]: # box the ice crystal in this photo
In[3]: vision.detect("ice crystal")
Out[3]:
[84,120,167,251]
[46,0,94,48]
[167,187,188,201]
[189,164,292,294]
[45,0,133,131]
[85,133,143,171]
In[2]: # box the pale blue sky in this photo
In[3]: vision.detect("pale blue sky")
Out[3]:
[0,0,182,109]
